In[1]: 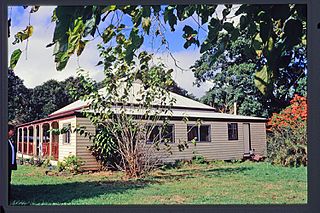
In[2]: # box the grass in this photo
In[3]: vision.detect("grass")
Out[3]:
[11,161,307,205]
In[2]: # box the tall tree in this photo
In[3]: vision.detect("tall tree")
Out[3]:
[8,69,32,123]
[199,63,269,117]
[29,77,85,121]
[192,35,307,117]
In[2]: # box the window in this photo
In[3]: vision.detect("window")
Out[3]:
[63,123,71,144]
[187,125,211,142]
[147,124,174,144]
[228,123,238,140]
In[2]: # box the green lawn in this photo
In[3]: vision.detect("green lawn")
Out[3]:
[11,161,307,205]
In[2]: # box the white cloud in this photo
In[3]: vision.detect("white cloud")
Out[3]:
[153,50,213,98]
[8,6,216,98]
[8,6,102,88]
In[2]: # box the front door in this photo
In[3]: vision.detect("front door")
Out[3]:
[243,123,251,154]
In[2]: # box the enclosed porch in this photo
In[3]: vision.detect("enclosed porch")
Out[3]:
[17,121,59,161]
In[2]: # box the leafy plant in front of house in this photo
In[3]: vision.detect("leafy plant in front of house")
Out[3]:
[63,155,84,173]
[29,157,35,165]
[41,156,54,168]
[267,94,307,167]
[192,155,207,165]
[57,161,65,172]
[57,155,84,174]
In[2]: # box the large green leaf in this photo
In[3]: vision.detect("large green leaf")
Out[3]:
[124,27,144,64]
[142,17,151,34]
[176,5,195,21]
[259,20,271,44]
[223,22,234,33]
[102,24,115,43]
[77,40,88,56]
[12,25,34,45]
[55,51,70,71]
[66,18,85,56]
[182,25,199,49]
[252,33,263,56]
[254,65,272,95]
[283,19,303,48]
[164,6,177,31]
[239,15,249,31]
[208,18,222,40]
[9,49,22,69]
[200,40,212,53]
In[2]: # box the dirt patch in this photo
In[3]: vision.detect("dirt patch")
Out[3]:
[25,172,37,177]
[90,171,114,177]
[263,183,280,190]
[170,195,187,204]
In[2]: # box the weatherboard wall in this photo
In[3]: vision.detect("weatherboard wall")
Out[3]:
[162,120,266,162]
[58,116,77,161]
[75,117,100,170]
[70,117,266,169]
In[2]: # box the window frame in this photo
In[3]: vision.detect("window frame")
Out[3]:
[62,123,71,144]
[228,123,238,140]
[146,124,175,144]
[187,124,211,143]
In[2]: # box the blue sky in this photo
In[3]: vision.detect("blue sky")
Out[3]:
[8,5,238,98]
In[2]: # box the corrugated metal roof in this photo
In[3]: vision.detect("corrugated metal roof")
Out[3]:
[76,107,267,121]
[50,82,215,116]
[50,82,266,121]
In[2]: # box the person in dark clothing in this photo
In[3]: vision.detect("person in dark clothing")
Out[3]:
[8,124,17,202]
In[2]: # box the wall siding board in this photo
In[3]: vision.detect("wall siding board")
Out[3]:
[58,117,77,161]
[75,117,100,170]
[250,123,267,155]
[64,116,266,170]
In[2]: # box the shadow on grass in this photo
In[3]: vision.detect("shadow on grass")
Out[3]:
[11,166,253,205]
[11,179,158,205]
[153,166,253,180]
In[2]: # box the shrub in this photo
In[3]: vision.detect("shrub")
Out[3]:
[57,161,66,172]
[267,94,307,167]
[192,155,207,164]
[160,160,187,170]
[62,155,84,173]
[268,94,307,131]
[34,159,43,167]
[267,125,307,167]
[24,158,30,165]
[42,156,53,168]
[29,157,35,165]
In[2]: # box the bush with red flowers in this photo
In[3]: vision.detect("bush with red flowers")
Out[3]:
[267,95,307,167]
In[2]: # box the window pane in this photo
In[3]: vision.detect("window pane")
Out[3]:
[66,131,71,144]
[162,125,174,143]
[187,125,198,141]
[228,123,238,140]
[63,123,71,144]
[147,126,160,143]
[200,125,210,142]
